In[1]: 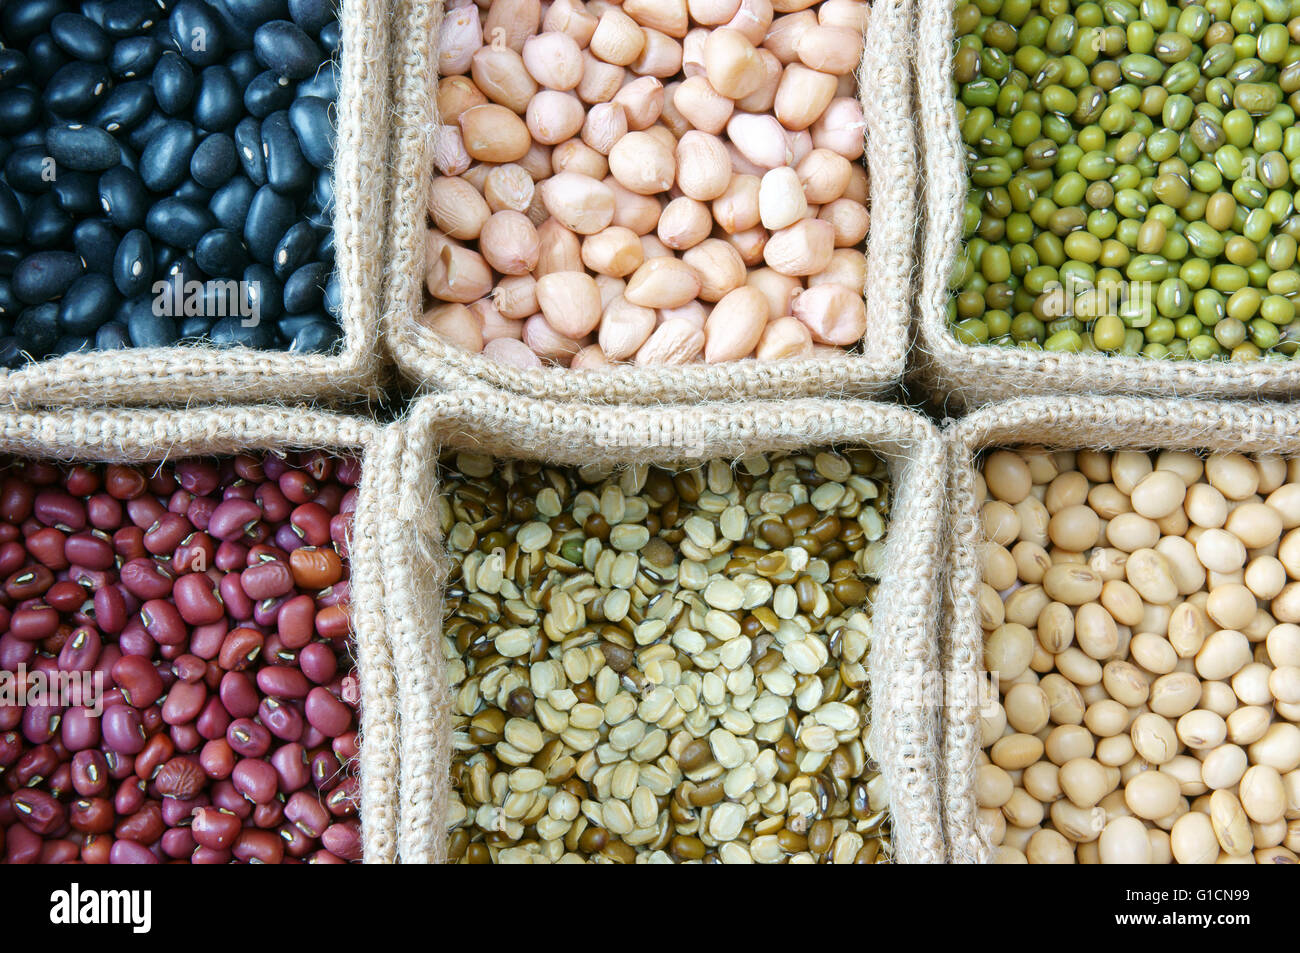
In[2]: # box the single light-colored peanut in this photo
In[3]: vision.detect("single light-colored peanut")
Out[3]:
[471,298,524,343]
[712,174,762,234]
[527,90,587,144]
[625,257,702,308]
[537,271,604,338]
[582,102,628,155]
[470,47,539,113]
[523,31,585,90]
[634,316,705,363]
[797,148,852,203]
[703,28,765,98]
[763,217,834,276]
[535,217,585,274]
[774,63,837,130]
[483,0,542,52]
[682,238,747,302]
[634,29,685,77]
[658,196,714,249]
[437,76,487,124]
[791,281,865,345]
[493,274,539,319]
[540,172,617,234]
[577,52,626,103]
[608,130,678,194]
[746,266,802,319]
[420,302,484,353]
[484,164,536,214]
[439,4,483,75]
[552,139,609,180]
[544,0,599,47]
[480,211,542,276]
[429,175,492,240]
[460,104,532,162]
[819,196,870,247]
[523,312,588,363]
[591,9,647,66]
[599,295,658,359]
[725,0,776,45]
[755,314,813,359]
[671,76,734,134]
[427,242,494,302]
[676,130,732,200]
[483,335,544,367]
[581,226,645,276]
[758,166,808,230]
[571,343,611,368]
[704,285,768,361]
[723,225,769,265]
[811,96,865,159]
[434,125,472,176]
[689,0,743,26]
[736,47,784,112]
[763,10,817,64]
[727,112,793,169]
[624,0,690,38]
[612,76,666,129]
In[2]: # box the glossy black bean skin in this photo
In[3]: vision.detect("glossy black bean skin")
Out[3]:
[287,317,336,353]
[287,96,332,169]
[209,314,272,348]
[14,302,60,355]
[0,185,23,244]
[108,36,160,80]
[44,61,112,117]
[208,176,255,231]
[243,263,282,321]
[139,120,198,192]
[13,251,84,304]
[232,116,265,186]
[51,13,114,62]
[59,272,116,334]
[144,197,214,249]
[0,50,30,91]
[190,133,238,189]
[112,229,152,297]
[45,124,118,173]
[272,221,315,280]
[194,66,241,132]
[243,186,294,264]
[101,0,160,38]
[253,21,320,80]
[73,218,120,275]
[261,110,310,194]
[170,1,228,68]
[194,228,249,277]
[295,62,337,102]
[244,71,293,118]
[91,80,154,133]
[98,165,149,230]
[283,261,326,313]
[94,320,130,349]
[28,34,71,86]
[53,171,103,217]
[3,147,53,193]
[2,0,67,46]
[151,51,195,115]
[25,193,73,247]
[125,299,178,348]
[0,88,43,136]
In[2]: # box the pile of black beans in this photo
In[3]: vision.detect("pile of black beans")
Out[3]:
[0,0,343,367]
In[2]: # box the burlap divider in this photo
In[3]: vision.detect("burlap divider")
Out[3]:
[0,0,390,408]
[381,0,914,403]
[0,407,400,863]
[380,389,946,863]
[913,0,1300,412]
[942,396,1300,863]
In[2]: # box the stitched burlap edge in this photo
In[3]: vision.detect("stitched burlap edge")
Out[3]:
[0,0,389,409]
[943,396,1300,864]
[0,407,399,863]
[913,0,1300,413]
[382,389,946,863]
[380,0,913,403]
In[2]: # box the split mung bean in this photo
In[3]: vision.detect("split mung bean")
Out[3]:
[440,447,892,863]
[976,446,1300,863]
[951,0,1300,362]
[427,0,872,369]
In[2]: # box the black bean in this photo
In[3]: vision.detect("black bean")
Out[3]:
[145,197,215,248]
[46,123,119,171]
[296,61,338,102]
[314,221,334,262]
[318,20,340,54]
[53,333,92,354]
[91,79,154,133]
[209,175,255,230]
[43,60,112,116]
[243,185,295,264]
[209,313,272,347]
[244,70,293,118]
[253,21,321,80]
[288,96,332,168]
[125,109,169,154]
[272,221,315,279]
[15,302,61,354]
[112,228,152,296]
[0,337,28,368]
[226,49,261,88]
[125,297,177,347]
[243,263,282,320]
[0,88,42,136]
[288,0,333,36]
[27,34,71,86]
[170,0,228,68]
[261,109,310,193]
[73,218,119,275]
[58,271,115,333]
[288,316,336,352]
[173,180,214,207]
[2,0,67,46]
[178,313,213,339]
[101,0,161,38]
[97,165,148,229]
[152,51,195,115]
[322,272,339,316]
[194,227,249,276]
[94,320,130,349]
[25,193,73,248]
[51,13,113,62]
[283,260,326,312]
[0,50,31,91]
[194,65,241,132]
[0,248,24,275]
[0,278,18,319]
[0,184,23,244]
[139,120,198,192]
[109,36,161,79]
[232,121,269,192]
[190,133,238,189]
[52,171,102,216]
[13,251,83,304]
[5,146,55,192]
[215,0,290,31]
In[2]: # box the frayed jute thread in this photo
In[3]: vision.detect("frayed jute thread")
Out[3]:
[0,0,390,409]
[384,389,947,863]
[942,397,1300,864]
[912,0,1300,412]
[381,0,914,403]
[0,407,399,863]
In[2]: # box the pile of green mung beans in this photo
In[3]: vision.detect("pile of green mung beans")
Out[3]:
[951,0,1300,361]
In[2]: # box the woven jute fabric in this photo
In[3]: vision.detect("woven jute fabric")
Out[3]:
[942,396,1300,864]
[0,407,400,863]
[383,389,947,863]
[0,0,389,409]
[381,0,914,403]
[913,0,1300,412]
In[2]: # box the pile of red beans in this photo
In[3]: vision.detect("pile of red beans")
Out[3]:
[0,450,363,864]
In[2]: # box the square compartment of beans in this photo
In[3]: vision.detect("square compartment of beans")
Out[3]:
[441,447,892,863]
[0,452,365,864]
[971,443,1300,864]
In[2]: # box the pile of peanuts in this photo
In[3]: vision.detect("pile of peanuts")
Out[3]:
[975,447,1300,864]
[425,0,872,369]
[440,449,893,863]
